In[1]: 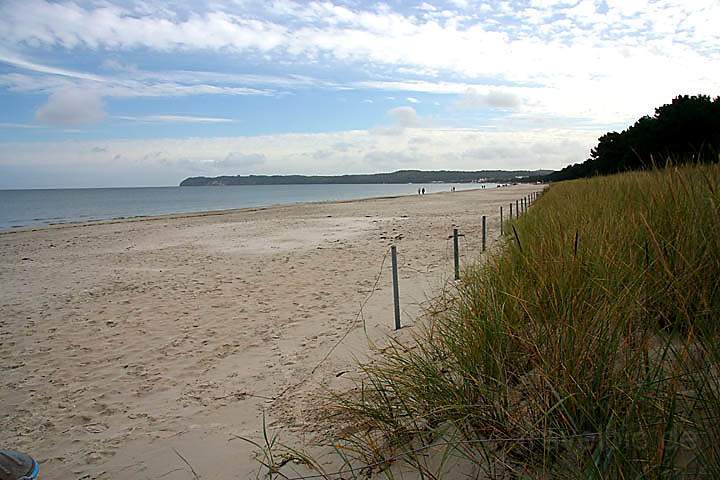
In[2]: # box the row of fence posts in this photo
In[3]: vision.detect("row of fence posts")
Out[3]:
[390,189,542,330]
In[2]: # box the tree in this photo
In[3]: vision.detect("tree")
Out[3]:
[545,95,720,182]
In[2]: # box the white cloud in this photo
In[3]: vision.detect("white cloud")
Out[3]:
[387,106,423,128]
[604,0,648,17]
[417,3,438,12]
[406,97,420,103]
[35,88,106,126]
[0,1,287,52]
[565,0,602,25]
[364,150,425,168]
[456,88,521,109]
[214,152,267,171]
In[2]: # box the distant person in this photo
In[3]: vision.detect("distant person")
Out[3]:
[417,188,421,195]
[421,187,425,195]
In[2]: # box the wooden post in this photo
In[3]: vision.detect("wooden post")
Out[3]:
[482,215,486,252]
[453,228,460,280]
[516,199,520,217]
[391,245,401,330]
[500,206,503,235]
[509,202,513,220]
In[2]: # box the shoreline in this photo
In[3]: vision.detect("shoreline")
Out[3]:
[0,185,491,235]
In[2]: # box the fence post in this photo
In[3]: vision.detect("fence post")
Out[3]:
[509,202,513,220]
[391,245,401,330]
[516,199,520,217]
[500,206,503,235]
[453,228,460,280]
[482,215,487,252]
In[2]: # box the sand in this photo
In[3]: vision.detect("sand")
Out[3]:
[0,184,542,479]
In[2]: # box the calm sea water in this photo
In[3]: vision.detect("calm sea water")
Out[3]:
[0,183,494,231]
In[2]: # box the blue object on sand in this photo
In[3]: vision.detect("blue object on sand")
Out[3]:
[0,450,39,480]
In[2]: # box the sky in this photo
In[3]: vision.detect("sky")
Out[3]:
[0,0,718,188]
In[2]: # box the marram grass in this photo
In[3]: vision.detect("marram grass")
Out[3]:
[255,164,720,479]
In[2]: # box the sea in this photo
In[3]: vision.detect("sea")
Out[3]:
[0,183,495,231]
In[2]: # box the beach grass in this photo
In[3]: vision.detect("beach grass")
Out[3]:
[255,163,720,478]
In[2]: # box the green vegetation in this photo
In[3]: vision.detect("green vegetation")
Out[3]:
[179,169,551,186]
[253,163,720,478]
[546,95,720,182]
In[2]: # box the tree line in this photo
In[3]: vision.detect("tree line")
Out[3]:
[545,95,720,182]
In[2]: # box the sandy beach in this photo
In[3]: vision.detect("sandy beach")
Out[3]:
[1,184,542,479]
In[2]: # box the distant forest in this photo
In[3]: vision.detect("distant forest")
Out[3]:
[180,169,552,186]
[545,95,720,182]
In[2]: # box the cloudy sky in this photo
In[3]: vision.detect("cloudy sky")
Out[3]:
[0,0,718,188]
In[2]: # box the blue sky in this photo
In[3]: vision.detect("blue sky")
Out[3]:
[0,0,718,188]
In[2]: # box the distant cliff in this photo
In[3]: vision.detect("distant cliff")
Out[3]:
[180,169,553,186]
